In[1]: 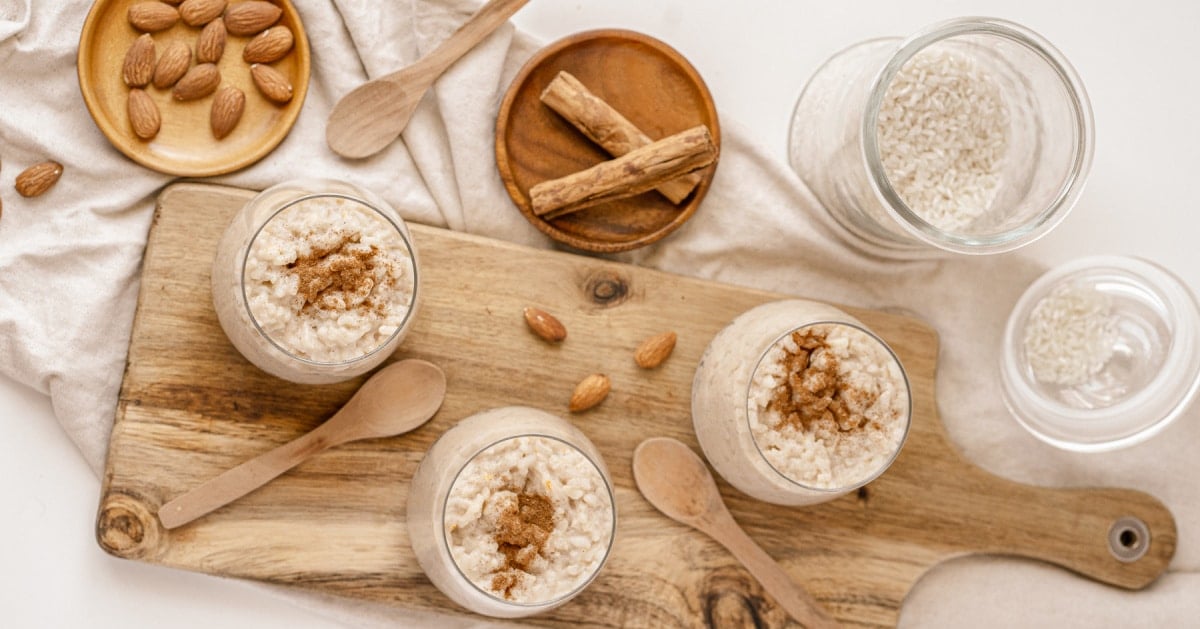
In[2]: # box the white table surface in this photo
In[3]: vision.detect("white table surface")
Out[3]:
[3,1,1197,627]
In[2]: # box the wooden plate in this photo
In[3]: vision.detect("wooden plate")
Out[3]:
[496,29,720,253]
[77,0,310,177]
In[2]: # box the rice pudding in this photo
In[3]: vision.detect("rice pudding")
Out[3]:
[212,180,419,384]
[408,407,616,618]
[692,300,911,505]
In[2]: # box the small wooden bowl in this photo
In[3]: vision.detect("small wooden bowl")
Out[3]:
[78,0,310,177]
[496,29,720,253]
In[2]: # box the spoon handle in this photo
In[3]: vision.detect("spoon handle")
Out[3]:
[710,512,840,628]
[414,0,531,78]
[157,422,341,530]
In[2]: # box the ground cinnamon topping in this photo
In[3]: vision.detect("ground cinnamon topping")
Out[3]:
[768,328,880,433]
[286,234,381,313]
[489,490,555,599]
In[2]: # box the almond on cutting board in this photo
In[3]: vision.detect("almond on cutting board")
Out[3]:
[249,63,292,103]
[122,33,156,88]
[243,25,293,63]
[173,62,220,101]
[127,89,162,140]
[152,40,192,89]
[179,0,226,27]
[15,161,63,198]
[634,331,677,369]
[224,1,282,36]
[196,17,227,63]
[523,307,567,343]
[128,2,180,32]
[210,86,245,139]
[569,374,611,413]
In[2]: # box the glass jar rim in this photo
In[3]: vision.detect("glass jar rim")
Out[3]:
[239,190,420,367]
[743,320,913,492]
[860,16,1096,254]
[439,432,617,608]
[1000,255,1200,451]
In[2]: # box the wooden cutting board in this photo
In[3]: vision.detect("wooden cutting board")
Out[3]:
[97,183,1176,628]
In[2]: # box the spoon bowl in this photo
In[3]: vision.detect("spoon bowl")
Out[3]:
[325,0,530,159]
[158,359,446,529]
[633,437,839,628]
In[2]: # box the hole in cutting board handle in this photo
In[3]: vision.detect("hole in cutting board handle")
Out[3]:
[1108,516,1150,562]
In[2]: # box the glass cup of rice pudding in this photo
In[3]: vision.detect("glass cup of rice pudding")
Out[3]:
[407,407,617,618]
[693,300,912,506]
[211,179,419,384]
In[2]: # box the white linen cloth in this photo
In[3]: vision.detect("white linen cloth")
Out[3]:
[0,1,1195,626]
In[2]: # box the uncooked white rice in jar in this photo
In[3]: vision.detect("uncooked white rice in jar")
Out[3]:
[747,323,909,489]
[444,436,614,604]
[243,196,414,363]
[1023,284,1118,386]
[876,47,1010,233]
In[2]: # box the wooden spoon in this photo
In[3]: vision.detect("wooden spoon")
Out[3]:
[158,359,447,529]
[632,437,839,629]
[325,0,531,159]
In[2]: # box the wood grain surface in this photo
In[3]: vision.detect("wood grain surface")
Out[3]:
[77,0,310,176]
[495,29,720,253]
[97,183,1176,628]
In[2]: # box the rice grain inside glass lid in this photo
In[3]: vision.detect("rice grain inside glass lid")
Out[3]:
[1001,256,1200,451]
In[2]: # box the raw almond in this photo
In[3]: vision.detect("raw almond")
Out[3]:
[523,307,566,343]
[210,86,245,139]
[224,1,282,36]
[242,25,293,63]
[152,40,192,89]
[127,89,161,140]
[173,63,220,101]
[634,331,677,369]
[179,0,226,26]
[15,161,63,198]
[249,63,292,103]
[128,2,180,32]
[196,17,227,63]
[569,374,611,413]
[122,33,156,88]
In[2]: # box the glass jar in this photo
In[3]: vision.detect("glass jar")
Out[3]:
[788,17,1094,257]
[211,179,420,384]
[692,300,912,506]
[407,407,617,618]
[1001,256,1200,451]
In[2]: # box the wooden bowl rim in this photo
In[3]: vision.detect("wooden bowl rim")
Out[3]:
[77,0,311,177]
[495,28,721,254]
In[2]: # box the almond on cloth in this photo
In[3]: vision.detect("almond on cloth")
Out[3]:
[15,161,63,198]
[243,25,293,63]
[569,374,611,413]
[249,63,292,103]
[196,17,227,63]
[634,331,677,369]
[523,307,567,343]
[173,62,220,101]
[210,86,245,139]
[122,33,156,88]
[127,89,162,140]
[128,2,180,32]
[179,0,226,27]
[224,1,282,36]
[152,40,192,89]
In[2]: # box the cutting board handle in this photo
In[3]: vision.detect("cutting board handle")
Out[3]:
[959,480,1175,589]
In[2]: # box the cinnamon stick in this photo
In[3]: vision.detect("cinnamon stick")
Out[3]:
[540,71,704,204]
[529,125,718,220]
